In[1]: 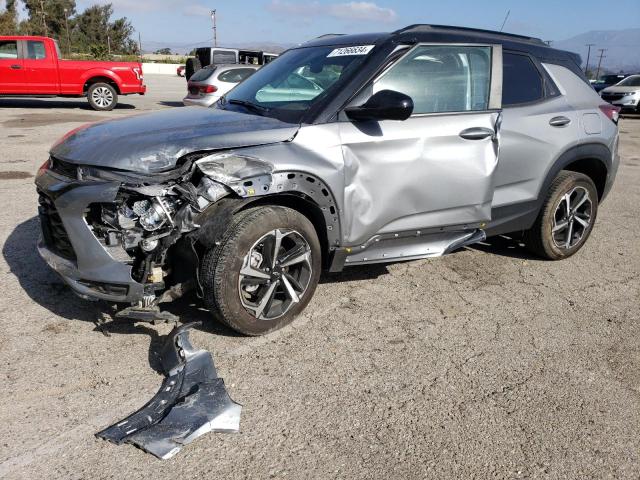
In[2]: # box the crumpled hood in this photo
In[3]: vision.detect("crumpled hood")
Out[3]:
[50,107,300,173]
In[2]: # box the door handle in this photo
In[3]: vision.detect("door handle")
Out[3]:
[10,64,22,70]
[459,127,495,140]
[549,116,571,127]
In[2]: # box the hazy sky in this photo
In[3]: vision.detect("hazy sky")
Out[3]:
[23,0,640,47]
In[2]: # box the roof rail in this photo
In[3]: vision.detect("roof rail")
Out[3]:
[315,34,346,39]
[393,24,546,45]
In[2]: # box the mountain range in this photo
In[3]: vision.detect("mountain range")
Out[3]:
[554,28,640,73]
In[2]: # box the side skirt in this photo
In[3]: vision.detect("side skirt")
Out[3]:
[330,229,486,271]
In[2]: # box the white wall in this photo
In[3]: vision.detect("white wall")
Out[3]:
[141,63,182,75]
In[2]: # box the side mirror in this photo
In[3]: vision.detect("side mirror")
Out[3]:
[345,90,414,122]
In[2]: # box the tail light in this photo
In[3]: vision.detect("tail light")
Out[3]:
[599,104,621,124]
[200,85,218,94]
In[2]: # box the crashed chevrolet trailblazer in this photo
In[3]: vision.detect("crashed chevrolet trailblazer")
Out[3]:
[36,25,620,335]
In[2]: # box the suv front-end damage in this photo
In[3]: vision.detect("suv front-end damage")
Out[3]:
[35,152,274,310]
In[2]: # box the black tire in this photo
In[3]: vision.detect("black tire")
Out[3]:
[87,82,118,111]
[201,206,322,336]
[524,170,599,260]
[185,57,201,81]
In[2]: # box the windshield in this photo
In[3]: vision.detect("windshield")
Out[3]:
[617,75,640,87]
[220,45,374,123]
[599,75,623,84]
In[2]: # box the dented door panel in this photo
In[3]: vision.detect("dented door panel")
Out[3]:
[338,112,500,245]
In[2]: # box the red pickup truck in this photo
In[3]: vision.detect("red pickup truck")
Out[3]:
[0,36,146,111]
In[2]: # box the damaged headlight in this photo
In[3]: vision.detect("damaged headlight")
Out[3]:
[195,153,273,185]
[133,197,177,232]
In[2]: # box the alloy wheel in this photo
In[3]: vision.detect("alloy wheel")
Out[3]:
[92,86,114,108]
[552,186,593,250]
[238,229,313,321]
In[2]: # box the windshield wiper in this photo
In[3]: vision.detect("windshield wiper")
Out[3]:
[227,99,271,116]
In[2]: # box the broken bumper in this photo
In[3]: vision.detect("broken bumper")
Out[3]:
[35,169,145,303]
[97,322,241,459]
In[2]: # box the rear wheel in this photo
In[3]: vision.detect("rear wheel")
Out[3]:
[201,206,321,336]
[87,83,118,111]
[524,170,598,260]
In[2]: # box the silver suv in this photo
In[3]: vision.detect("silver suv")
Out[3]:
[35,25,620,335]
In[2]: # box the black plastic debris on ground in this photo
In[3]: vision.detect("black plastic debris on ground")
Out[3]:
[96,322,241,459]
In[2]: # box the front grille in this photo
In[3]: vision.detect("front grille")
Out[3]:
[49,156,79,179]
[38,193,76,261]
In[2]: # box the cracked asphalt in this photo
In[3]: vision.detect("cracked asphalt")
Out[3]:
[1,75,639,479]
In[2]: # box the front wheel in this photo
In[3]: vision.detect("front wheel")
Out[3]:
[87,83,118,111]
[524,170,599,260]
[201,206,322,336]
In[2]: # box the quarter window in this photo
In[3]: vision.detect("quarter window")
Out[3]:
[502,53,543,106]
[26,41,47,60]
[0,41,18,60]
[372,45,492,114]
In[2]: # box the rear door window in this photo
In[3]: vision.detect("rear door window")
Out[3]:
[26,41,47,60]
[218,68,256,83]
[502,53,544,106]
[0,41,18,59]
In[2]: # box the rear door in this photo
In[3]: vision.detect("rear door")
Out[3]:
[22,39,59,94]
[338,44,502,245]
[0,39,26,93]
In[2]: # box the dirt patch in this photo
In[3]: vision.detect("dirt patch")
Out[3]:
[0,171,33,179]
[3,113,104,128]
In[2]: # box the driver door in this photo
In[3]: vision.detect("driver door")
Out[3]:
[338,44,503,245]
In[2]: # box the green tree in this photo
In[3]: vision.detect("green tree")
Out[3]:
[154,47,172,55]
[21,0,76,39]
[73,4,138,55]
[0,0,19,35]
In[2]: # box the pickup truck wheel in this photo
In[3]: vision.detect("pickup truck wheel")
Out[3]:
[201,206,321,336]
[524,170,598,260]
[87,83,118,111]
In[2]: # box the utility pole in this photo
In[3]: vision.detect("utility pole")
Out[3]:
[211,9,217,47]
[584,43,595,75]
[107,34,111,56]
[138,32,143,63]
[63,8,71,56]
[39,0,48,36]
[596,48,607,78]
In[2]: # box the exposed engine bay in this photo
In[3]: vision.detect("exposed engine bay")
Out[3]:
[73,153,274,311]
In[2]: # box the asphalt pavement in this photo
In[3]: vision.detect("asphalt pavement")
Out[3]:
[0,75,638,479]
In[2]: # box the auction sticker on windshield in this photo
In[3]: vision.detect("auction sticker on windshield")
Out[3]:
[327,45,375,57]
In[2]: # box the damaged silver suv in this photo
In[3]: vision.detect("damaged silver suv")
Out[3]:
[36,25,620,335]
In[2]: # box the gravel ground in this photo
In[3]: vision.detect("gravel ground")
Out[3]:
[0,75,639,479]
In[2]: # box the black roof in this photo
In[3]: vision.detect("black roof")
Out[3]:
[302,24,582,70]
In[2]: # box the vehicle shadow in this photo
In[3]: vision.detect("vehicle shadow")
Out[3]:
[468,234,541,260]
[0,98,136,110]
[3,217,241,372]
[158,101,185,108]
